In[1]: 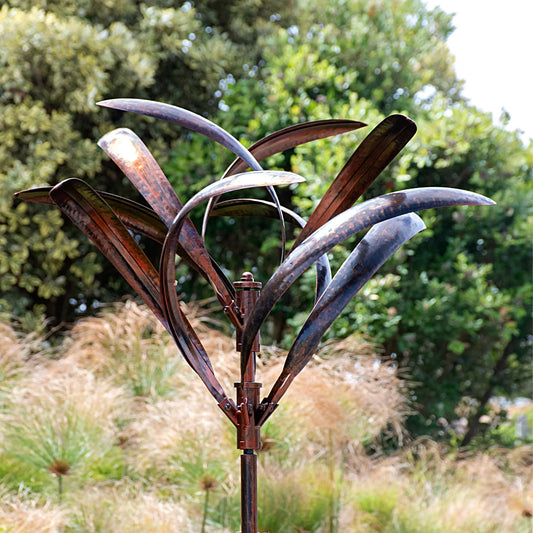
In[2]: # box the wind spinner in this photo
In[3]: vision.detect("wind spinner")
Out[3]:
[16,98,494,533]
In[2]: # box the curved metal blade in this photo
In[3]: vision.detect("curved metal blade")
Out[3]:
[15,186,168,244]
[97,99,287,262]
[14,187,54,205]
[174,171,305,224]
[98,128,183,227]
[291,114,417,250]
[99,192,167,243]
[263,213,426,415]
[49,180,233,410]
[210,198,332,300]
[97,99,264,172]
[240,187,495,375]
[159,286,232,408]
[202,118,366,240]
[159,171,306,341]
[157,173,303,407]
[98,127,237,323]
[224,119,367,178]
[211,198,305,226]
[49,179,166,326]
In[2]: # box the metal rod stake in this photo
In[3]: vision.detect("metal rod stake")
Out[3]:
[240,451,258,533]
[234,272,262,533]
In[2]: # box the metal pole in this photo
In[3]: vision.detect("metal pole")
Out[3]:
[234,272,262,533]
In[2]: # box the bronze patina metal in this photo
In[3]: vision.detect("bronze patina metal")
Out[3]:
[15,98,495,533]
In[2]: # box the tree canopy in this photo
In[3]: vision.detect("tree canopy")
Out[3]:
[1,0,531,444]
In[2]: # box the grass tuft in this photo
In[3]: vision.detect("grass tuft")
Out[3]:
[0,301,529,532]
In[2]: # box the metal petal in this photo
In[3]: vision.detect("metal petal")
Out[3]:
[49,179,166,326]
[174,171,305,224]
[16,186,167,244]
[97,99,263,171]
[202,118,366,239]
[262,213,426,415]
[291,114,417,250]
[210,198,331,300]
[13,187,54,205]
[98,127,237,320]
[211,198,305,225]
[160,171,306,340]
[98,128,183,227]
[240,187,495,375]
[49,179,233,412]
[223,119,367,178]
[156,171,304,408]
[160,288,233,408]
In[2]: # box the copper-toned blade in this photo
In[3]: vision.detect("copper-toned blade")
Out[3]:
[202,119,366,239]
[100,192,167,244]
[174,171,305,223]
[98,128,182,228]
[211,198,303,225]
[240,187,495,376]
[97,99,263,171]
[50,179,232,410]
[160,286,231,407]
[223,119,367,178]
[157,171,304,406]
[98,127,236,317]
[263,214,426,414]
[160,171,306,336]
[211,198,332,300]
[49,179,166,326]
[291,114,417,250]
[16,186,168,244]
[14,187,54,205]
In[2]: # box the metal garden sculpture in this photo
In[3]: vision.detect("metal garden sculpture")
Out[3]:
[15,98,494,533]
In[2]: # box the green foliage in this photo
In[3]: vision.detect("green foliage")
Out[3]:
[0,0,292,326]
[163,0,532,445]
[3,0,531,450]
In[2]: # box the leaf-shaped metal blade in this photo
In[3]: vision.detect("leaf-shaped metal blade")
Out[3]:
[157,283,234,410]
[49,179,166,326]
[97,99,264,171]
[157,172,303,409]
[211,198,305,226]
[98,128,182,227]
[240,187,495,375]
[262,213,425,416]
[15,186,168,244]
[173,171,305,224]
[223,119,367,178]
[98,127,237,322]
[14,187,55,205]
[49,180,233,413]
[160,171,306,340]
[211,198,332,300]
[99,192,167,243]
[202,119,366,239]
[291,114,417,250]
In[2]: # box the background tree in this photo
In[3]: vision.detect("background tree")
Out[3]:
[0,0,292,328]
[163,0,532,444]
[1,0,531,445]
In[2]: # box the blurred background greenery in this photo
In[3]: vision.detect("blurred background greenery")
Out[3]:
[0,0,531,530]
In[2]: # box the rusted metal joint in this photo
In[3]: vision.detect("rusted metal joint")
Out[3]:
[235,382,262,450]
[255,399,279,427]
[217,396,239,427]
[234,272,261,352]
